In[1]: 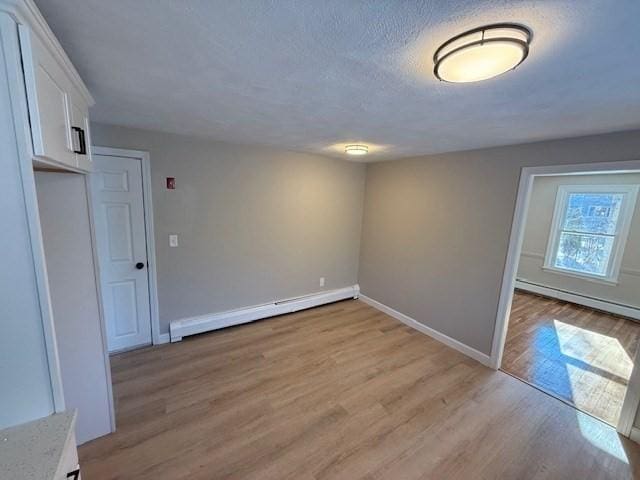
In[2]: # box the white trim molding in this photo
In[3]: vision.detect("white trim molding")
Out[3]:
[0,0,94,105]
[84,176,116,432]
[515,280,640,321]
[620,341,640,437]
[359,295,491,367]
[622,267,640,278]
[520,251,545,260]
[630,427,640,445]
[170,285,360,342]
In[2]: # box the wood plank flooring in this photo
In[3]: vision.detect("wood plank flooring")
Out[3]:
[503,290,640,426]
[79,299,640,479]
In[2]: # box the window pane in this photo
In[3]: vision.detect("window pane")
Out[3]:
[554,232,614,276]
[563,193,623,234]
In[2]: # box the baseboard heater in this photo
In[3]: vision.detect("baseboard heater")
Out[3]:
[169,284,360,342]
[515,279,640,321]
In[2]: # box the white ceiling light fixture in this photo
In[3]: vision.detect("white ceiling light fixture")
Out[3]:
[433,23,532,83]
[345,144,369,156]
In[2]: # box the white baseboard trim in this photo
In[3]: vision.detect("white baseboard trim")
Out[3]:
[156,333,170,345]
[359,294,492,367]
[170,285,360,342]
[630,427,640,444]
[515,280,640,321]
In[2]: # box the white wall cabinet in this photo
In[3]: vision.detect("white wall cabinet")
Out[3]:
[18,17,93,172]
[0,10,58,430]
[1,0,110,465]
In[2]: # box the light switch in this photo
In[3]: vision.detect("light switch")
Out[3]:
[169,234,179,247]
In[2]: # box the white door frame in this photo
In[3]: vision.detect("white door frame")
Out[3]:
[83,174,116,432]
[92,146,163,346]
[489,159,640,436]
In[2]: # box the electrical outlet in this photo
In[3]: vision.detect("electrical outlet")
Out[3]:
[319,277,325,287]
[169,234,179,247]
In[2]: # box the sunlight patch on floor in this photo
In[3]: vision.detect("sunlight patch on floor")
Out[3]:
[564,363,626,425]
[554,320,633,379]
[576,412,629,463]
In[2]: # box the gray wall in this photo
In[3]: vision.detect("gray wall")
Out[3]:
[91,123,366,333]
[359,130,640,356]
[518,173,640,309]
[35,172,113,444]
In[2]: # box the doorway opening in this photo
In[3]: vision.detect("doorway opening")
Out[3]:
[91,147,161,353]
[491,160,640,436]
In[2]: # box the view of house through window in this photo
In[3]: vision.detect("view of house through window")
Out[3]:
[554,192,623,276]
[544,185,639,282]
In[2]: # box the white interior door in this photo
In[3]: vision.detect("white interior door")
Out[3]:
[91,154,151,352]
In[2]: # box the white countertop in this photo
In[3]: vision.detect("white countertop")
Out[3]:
[0,411,76,480]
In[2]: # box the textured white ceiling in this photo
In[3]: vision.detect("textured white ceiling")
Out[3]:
[35,0,640,161]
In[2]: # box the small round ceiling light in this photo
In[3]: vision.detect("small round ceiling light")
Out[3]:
[433,23,531,83]
[345,144,369,156]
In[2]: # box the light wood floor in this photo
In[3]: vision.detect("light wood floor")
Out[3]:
[503,290,640,426]
[80,299,640,479]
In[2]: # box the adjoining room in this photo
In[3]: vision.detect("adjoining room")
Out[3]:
[502,172,640,427]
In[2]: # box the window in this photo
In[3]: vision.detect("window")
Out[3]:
[544,184,639,283]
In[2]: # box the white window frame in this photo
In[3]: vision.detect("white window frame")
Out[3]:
[543,184,639,284]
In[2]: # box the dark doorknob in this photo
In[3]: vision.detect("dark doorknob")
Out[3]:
[135,262,145,270]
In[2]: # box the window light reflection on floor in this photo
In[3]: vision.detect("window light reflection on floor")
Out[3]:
[576,412,629,463]
[552,319,631,463]
[553,320,633,379]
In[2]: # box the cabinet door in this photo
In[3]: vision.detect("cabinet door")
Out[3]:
[69,96,92,171]
[19,25,76,168]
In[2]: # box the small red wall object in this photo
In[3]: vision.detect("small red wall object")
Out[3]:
[166,177,176,189]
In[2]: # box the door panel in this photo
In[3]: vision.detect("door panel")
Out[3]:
[34,65,74,164]
[101,171,129,191]
[104,204,134,262]
[92,155,151,352]
[110,280,138,336]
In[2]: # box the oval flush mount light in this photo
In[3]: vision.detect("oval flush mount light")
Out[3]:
[345,144,369,156]
[434,23,531,83]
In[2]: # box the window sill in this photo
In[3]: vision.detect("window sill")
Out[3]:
[541,265,619,286]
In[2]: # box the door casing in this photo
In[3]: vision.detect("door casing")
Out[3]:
[92,146,162,349]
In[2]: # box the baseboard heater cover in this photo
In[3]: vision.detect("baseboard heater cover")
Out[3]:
[169,284,360,342]
[515,279,640,321]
